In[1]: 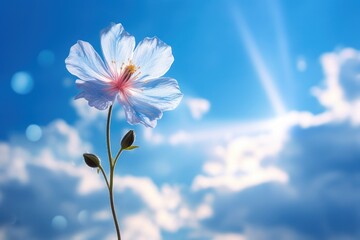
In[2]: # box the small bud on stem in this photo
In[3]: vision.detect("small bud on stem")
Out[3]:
[121,130,135,149]
[83,153,101,168]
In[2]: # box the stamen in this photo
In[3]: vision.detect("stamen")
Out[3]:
[108,62,139,94]
[127,64,137,74]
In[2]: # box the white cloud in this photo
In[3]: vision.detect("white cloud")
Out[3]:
[92,209,112,221]
[169,130,190,145]
[186,97,211,120]
[169,119,278,146]
[195,204,212,220]
[35,149,104,195]
[114,176,188,232]
[188,103,359,192]
[203,222,320,240]
[122,213,161,240]
[0,119,104,195]
[60,229,100,240]
[192,123,289,192]
[174,49,360,193]
[115,176,167,211]
[171,104,355,193]
[105,233,117,240]
[312,48,360,125]
[187,48,360,239]
[193,167,288,192]
[143,128,164,145]
[71,98,107,122]
[0,143,30,183]
[43,119,92,159]
[241,226,313,240]
[213,233,246,240]
[0,142,104,195]
[113,175,214,235]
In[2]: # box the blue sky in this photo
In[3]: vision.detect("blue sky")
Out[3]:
[1,0,360,239]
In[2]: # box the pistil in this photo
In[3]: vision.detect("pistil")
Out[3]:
[108,64,137,93]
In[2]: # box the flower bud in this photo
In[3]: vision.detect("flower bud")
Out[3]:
[121,130,135,149]
[83,153,101,168]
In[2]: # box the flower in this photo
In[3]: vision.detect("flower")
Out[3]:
[65,23,183,128]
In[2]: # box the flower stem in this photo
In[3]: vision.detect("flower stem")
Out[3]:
[109,165,121,240]
[106,105,121,240]
[106,105,113,166]
[98,165,110,190]
[114,148,123,167]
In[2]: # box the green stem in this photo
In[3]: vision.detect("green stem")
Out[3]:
[106,105,113,166]
[109,165,121,240]
[106,105,121,240]
[98,165,110,190]
[113,148,123,167]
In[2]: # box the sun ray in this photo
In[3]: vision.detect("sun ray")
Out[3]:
[231,5,286,115]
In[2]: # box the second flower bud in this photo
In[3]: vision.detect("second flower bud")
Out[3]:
[121,130,135,149]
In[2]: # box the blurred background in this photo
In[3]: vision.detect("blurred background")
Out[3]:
[1,0,360,239]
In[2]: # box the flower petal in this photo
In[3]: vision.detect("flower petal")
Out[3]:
[132,77,183,111]
[117,93,161,128]
[101,23,135,78]
[132,37,174,80]
[118,77,183,128]
[75,79,116,110]
[65,41,112,82]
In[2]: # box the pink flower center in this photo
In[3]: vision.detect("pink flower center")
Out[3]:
[109,63,138,94]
